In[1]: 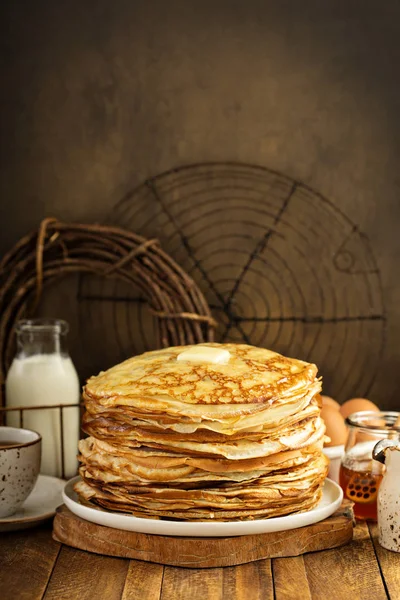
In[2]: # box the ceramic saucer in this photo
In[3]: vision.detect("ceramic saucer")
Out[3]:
[0,474,64,532]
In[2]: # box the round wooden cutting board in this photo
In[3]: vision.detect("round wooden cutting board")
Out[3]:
[52,502,354,568]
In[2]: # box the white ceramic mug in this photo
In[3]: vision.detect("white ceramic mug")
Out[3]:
[0,426,42,518]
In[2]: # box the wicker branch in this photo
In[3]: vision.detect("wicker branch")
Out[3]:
[0,218,216,404]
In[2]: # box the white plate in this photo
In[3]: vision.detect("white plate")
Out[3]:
[0,475,64,532]
[63,477,343,537]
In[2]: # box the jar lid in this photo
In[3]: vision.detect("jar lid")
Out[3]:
[346,410,400,435]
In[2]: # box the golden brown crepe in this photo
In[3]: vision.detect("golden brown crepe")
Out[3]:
[75,343,328,521]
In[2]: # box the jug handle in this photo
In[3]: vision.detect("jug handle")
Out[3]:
[373,439,399,464]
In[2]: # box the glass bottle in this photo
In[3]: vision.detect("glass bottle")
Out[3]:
[5,319,80,479]
[339,411,400,521]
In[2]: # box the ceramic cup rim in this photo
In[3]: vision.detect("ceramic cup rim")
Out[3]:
[0,426,42,450]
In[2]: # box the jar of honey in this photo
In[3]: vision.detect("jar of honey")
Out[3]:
[339,411,400,521]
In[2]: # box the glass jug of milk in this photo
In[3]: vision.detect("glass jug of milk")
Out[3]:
[5,319,80,479]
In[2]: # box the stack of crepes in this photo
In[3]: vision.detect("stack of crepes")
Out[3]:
[75,343,329,521]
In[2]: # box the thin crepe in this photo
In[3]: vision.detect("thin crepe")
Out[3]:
[75,343,328,521]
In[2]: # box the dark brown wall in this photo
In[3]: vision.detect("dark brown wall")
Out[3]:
[1,1,400,407]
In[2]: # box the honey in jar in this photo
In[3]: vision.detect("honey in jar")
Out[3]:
[339,464,383,520]
[339,411,399,521]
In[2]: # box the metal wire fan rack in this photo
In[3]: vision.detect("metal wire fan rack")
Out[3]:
[79,162,386,402]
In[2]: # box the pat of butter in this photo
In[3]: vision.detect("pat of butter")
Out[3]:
[177,346,231,365]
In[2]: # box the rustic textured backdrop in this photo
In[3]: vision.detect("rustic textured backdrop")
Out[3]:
[1,0,400,408]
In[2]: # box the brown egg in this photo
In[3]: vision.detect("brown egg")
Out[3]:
[320,405,348,447]
[339,398,379,420]
[321,395,340,411]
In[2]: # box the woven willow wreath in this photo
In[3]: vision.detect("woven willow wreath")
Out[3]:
[0,218,216,403]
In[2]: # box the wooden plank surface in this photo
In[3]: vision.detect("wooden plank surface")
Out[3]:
[273,556,312,600]
[161,566,223,600]
[121,560,164,600]
[222,560,274,600]
[303,521,388,600]
[369,522,400,600]
[43,545,129,600]
[0,522,396,600]
[0,523,60,600]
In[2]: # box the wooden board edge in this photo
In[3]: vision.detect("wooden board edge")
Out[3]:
[52,506,354,568]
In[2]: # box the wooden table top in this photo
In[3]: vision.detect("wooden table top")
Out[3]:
[0,520,399,600]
